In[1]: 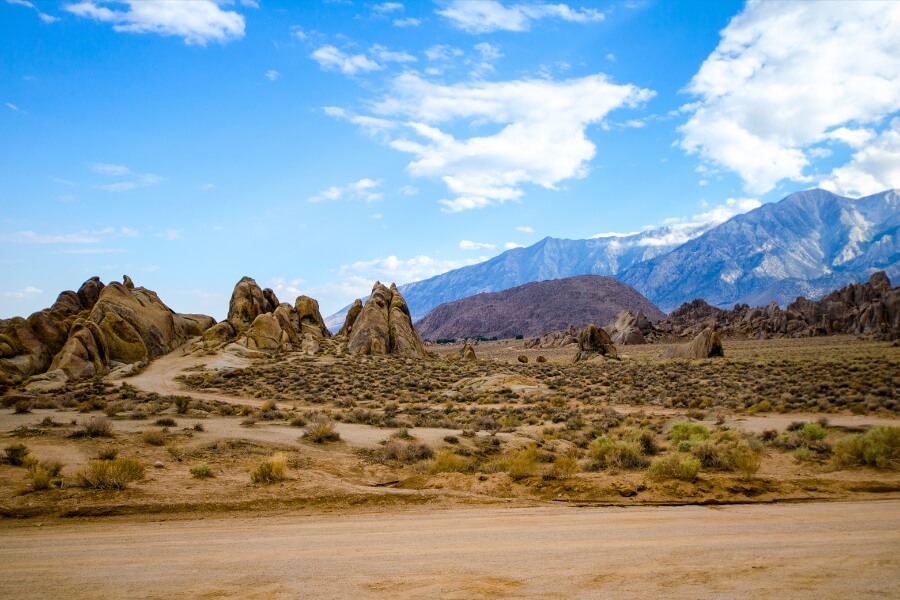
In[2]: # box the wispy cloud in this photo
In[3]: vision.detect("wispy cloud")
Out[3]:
[64,0,245,46]
[6,0,59,23]
[1,286,42,299]
[52,248,127,254]
[308,178,383,203]
[0,230,99,244]
[265,70,280,81]
[437,0,603,33]
[91,163,162,192]
[459,240,496,250]
[155,229,182,241]
[373,2,403,14]
[516,225,533,233]
[393,17,420,27]
[311,45,382,75]
[5,102,21,112]
[504,242,524,249]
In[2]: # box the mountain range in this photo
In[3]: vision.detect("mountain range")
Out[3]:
[325,188,899,327]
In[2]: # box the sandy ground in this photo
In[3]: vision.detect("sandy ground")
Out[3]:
[1,500,897,599]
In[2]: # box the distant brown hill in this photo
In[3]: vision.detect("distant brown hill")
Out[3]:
[415,275,665,340]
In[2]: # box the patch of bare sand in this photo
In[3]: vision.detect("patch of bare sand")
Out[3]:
[0,500,897,599]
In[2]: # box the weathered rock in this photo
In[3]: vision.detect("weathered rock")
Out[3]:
[49,319,109,379]
[524,324,578,349]
[227,277,278,330]
[294,295,331,338]
[346,282,427,358]
[76,276,105,311]
[272,303,302,348]
[459,342,476,361]
[574,324,618,362]
[338,299,363,337]
[202,320,237,343]
[661,328,724,359]
[242,313,284,352]
[604,310,647,345]
[300,335,321,355]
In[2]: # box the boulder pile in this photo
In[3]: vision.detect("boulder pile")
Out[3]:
[574,323,618,362]
[344,282,427,358]
[661,328,724,359]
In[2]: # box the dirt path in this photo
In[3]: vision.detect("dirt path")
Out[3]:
[2,500,897,599]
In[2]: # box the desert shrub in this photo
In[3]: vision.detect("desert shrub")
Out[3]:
[793,447,815,463]
[97,447,118,460]
[190,463,213,479]
[545,455,578,480]
[289,415,307,427]
[26,465,53,491]
[669,422,710,444]
[14,399,31,414]
[77,458,145,489]
[303,416,341,443]
[443,435,459,444]
[730,442,762,479]
[81,416,113,438]
[429,449,468,474]
[833,426,900,470]
[142,430,167,446]
[377,439,434,463]
[798,422,827,442]
[173,397,191,414]
[155,417,177,427]
[504,444,540,480]
[586,436,648,470]
[647,453,701,482]
[193,423,204,432]
[621,427,660,456]
[4,443,29,466]
[251,453,287,484]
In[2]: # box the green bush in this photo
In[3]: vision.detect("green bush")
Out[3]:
[26,465,53,491]
[621,427,660,456]
[833,426,900,470]
[669,422,710,444]
[504,444,540,481]
[799,423,827,442]
[77,458,145,489]
[545,455,578,480]
[587,436,648,470]
[647,453,701,482]
[190,463,213,479]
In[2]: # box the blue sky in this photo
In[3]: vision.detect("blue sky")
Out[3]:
[2,0,899,320]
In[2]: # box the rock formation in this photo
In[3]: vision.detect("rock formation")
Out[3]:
[346,282,427,358]
[657,272,900,341]
[338,299,363,337]
[227,276,279,330]
[294,295,331,338]
[0,276,216,385]
[459,342,476,361]
[574,324,618,362]
[661,328,724,359]
[604,310,652,345]
[524,324,578,349]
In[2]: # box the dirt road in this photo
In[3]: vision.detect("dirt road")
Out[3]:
[2,500,897,599]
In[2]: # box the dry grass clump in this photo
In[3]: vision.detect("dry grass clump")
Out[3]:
[189,463,213,479]
[142,430,167,446]
[833,426,900,470]
[77,416,114,438]
[545,455,578,480]
[251,453,287,484]
[647,453,701,482]
[77,458,145,489]
[303,415,341,443]
[429,449,469,474]
[586,431,655,471]
[504,444,541,480]
[3,443,30,466]
[374,439,434,464]
[669,422,710,446]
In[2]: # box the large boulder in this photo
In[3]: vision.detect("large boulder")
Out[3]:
[661,328,724,359]
[574,324,618,362]
[227,276,278,330]
[242,313,285,352]
[294,295,331,338]
[459,342,476,361]
[346,282,427,358]
[604,310,646,345]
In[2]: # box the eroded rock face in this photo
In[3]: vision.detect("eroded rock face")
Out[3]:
[574,324,618,362]
[294,295,331,338]
[604,310,647,345]
[661,328,724,359]
[338,299,363,337]
[460,342,476,361]
[346,282,427,358]
[524,324,578,349]
[227,277,278,330]
[656,272,900,341]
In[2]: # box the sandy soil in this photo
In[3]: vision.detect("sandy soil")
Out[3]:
[1,500,897,599]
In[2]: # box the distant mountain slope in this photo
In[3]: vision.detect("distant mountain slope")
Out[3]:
[415,275,665,340]
[325,188,899,328]
[619,189,900,311]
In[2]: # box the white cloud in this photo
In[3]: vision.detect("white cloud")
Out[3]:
[459,240,496,250]
[393,17,420,27]
[373,2,403,13]
[155,229,182,241]
[53,248,127,254]
[636,198,761,247]
[2,286,42,299]
[120,226,139,237]
[515,225,533,233]
[338,254,485,287]
[370,44,416,64]
[65,0,245,46]
[352,72,652,212]
[311,45,382,75]
[437,0,603,33]
[819,118,900,197]
[471,42,503,78]
[0,230,99,244]
[590,231,640,239]
[504,242,524,249]
[6,0,58,23]
[268,277,305,299]
[91,163,162,191]
[265,70,280,81]
[5,102,20,112]
[424,44,462,62]
[679,1,900,194]
[399,184,419,196]
[308,178,383,203]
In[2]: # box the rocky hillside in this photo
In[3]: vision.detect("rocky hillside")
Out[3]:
[656,272,900,341]
[0,275,215,388]
[415,275,665,340]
